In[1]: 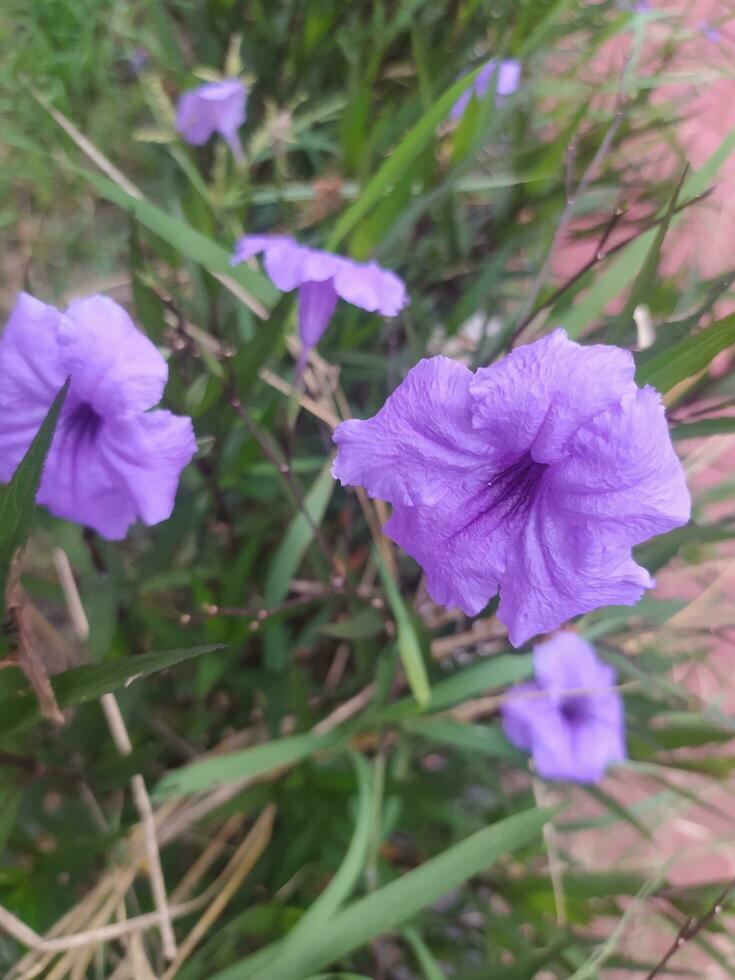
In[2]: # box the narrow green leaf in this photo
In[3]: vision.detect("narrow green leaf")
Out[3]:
[325,67,483,250]
[0,381,69,620]
[561,232,654,339]
[67,166,279,308]
[256,754,373,978]
[211,808,551,980]
[403,717,520,759]
[373,653,532,724]
[154,730,338,799]
[610,168,688,344]
[671,416,735,440]
[403,927,446,980]
[264,463,335,607]
[376,551,430,708]
[561,121,735,337]
[635,313,735,393]
[0,644,223,739]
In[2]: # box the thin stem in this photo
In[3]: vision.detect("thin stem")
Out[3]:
[228,390,335,568]
[643,877,735,980]
[54,548,177,961]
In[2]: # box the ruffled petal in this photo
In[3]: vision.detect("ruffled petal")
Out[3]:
[59,296,168,416]
[332,260,407,316]
[37,416,138,540]
[332,357,489,508]
[550,385,691,544]
[97,410,197,527]
[385,495,510,616]
[470,329,636,465]
[498,493,653,647]
[264,242,341,292]
[230,234,294,265]
[0,293,67,480]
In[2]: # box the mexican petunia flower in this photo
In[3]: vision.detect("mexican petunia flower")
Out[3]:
[450,58,522,122]
[501,632,626,783]
[332,329,690,647]
[231,235,407,368]
[0,293,197,541]
[176,79,247,158]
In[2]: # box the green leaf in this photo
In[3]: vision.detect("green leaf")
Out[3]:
[255,754,373,979]
[373,653,532,725]
[0,381,69,620]
[635,313,735,393]
[264,463,335,607]
[0,644,223,740]
[403,717,521,760]
[211,808,551,980]
[325,66,483,250]
[671,417,735,440]
[403,927,446,980]
[67,166,279,309]
[154,730,338,799]
[376,550,430,708]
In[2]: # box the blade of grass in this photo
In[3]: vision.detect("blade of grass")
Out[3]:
[0,644,223,739]
[217,807,552,980]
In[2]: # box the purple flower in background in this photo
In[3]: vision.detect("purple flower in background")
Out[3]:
[231,235,407,369]
[450,58,521,122]
[176,79,247,158]
[698,20,721,43]
[332,329,690,646]
[0,293,196,540]
[501,633,626,783]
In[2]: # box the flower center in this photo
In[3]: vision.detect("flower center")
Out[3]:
[559,697,589,727]
[67,401,103,444]
[487,453,548,520]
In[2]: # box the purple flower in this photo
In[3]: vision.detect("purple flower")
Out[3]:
[176,79,247,158]
[450,58,521,122]
[332,329,690,647]
[0,293,196,541]
[501,632,626,783]
[698,20,721,43]
[231,235,407,368]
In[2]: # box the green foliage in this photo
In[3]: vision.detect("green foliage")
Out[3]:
[2,1,735,978]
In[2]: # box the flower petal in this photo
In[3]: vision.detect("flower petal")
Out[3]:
[298,279,339,351]
[176,79,247,146]
[533,632,615,697]
[551,385,691,543]
[332,357,489,508]
[59,296,168,416]
[0,293,66,480]
[38,417,138,540]
[230,234,294,265]
[470,328,636,465]
[263,242,341,292]
[98,410,197,527]
[500,681,549,752]
[332,260,408,316]
[385,496,509,616]
[498,495,653,647]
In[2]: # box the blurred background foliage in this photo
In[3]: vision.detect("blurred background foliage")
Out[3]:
[3,0,735,977]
